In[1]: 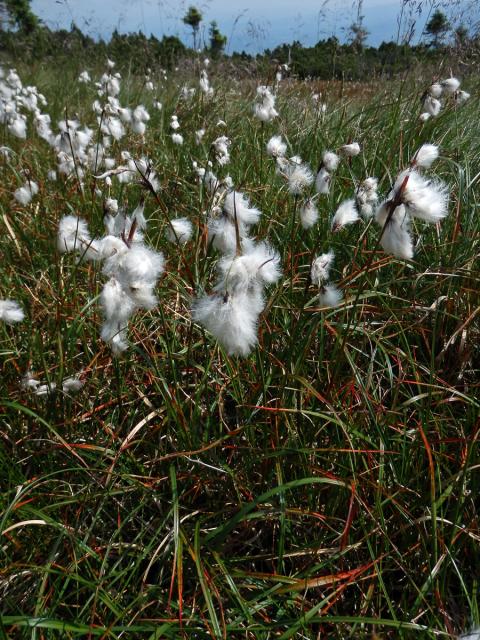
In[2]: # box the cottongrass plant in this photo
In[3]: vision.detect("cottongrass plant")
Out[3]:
[58,200,164,354]
[374,143,448,259]
[420,76,470,120]
[192,240,281,356]
[0,299,24,324]
[0,58,477,640]
[310,250,343,308]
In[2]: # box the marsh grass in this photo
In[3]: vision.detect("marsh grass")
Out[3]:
[0,58,479,638]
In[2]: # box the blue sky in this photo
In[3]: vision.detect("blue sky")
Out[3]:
[31,0,476,53]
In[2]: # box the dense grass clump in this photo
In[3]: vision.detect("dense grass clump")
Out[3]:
[0,57,479,638]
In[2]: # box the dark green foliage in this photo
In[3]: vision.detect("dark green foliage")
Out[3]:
[182,5,202,49]
[1,0,37,33]
[209,20,227,58]
[265,37,456,80]
[0,23,187,69]
[425,10,450,47]
[1,17,479,81]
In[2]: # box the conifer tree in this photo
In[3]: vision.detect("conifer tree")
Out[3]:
[182,5,202,50]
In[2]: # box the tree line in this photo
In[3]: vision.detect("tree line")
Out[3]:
[0,1,478,80]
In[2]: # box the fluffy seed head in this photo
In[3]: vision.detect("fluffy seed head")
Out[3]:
[285,162,314,195]
[331,199,359,231]
[192,291,260,357]
[167,217,193,244]
[299,199,319,229]
[315,167,331,194]
[58,215,93,254]
[223,191,261,226]
[423,96,441,116]
[0,299,24,324]
[340,142,361,157]
[428,83,443,98]
[266,135,287,158]
[311,250,334,285]
[441,77,461,94]
[322,151,340,171]
[413,144,439,169]
[375,202,413,260]
[318,284,343,308]
[394,169,449,223]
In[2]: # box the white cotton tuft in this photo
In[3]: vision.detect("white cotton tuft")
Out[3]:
[62,376,84,393]
[131,202,147,229]
[356,177,378,218]
[311,250,335,285]
[0,299,25,324]
[14,181,38,206]
[223,191,261,227]
[331,199,359,231]
[322,151,340,172]
[212,135,231,165]
[133,105,150,123]
[167,217,193,244]
[419,112,431,122]
[132,120,146,136]
[266,135,287,158]
[14,186,32,206]
[393,169,449,223]
[299,199,319,229]
[413,143,439,169]
[172,133,184,145]
[192,291,260,357]
[315,167,331,194]
[216,243,281,292]
[208,216,238,254]
[204,170,220,194]
[105,198,118,214]
[441,77,461,94]
[195,128,205,144]
[199,70,214,97]
[117,107,132,123]
[375,202,413,260]
[113,245,165,291]
[100,278,136,324]
[428,83,443,98]
[340,142,361,157]
[285,162,314,195]
[253,85,278,122]
[455,90,470,103]
[108,117,125,140]
[8,117,27,139]
[423,96,441,116]
[57,215,94,255]
[317,284,343,308]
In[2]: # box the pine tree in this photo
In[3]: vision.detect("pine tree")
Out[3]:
[182,5,202,50]
[209,21,226,57]
[0,0,38,33]
[425,10,450,47]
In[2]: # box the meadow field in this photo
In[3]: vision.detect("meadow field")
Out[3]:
[0,56,479,638]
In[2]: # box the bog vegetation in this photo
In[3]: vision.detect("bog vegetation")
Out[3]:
[0,23,479,640]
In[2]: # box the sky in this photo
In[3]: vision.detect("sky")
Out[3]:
[30,0,476,53]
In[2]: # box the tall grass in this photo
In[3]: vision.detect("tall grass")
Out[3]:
[1,58,479,638]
